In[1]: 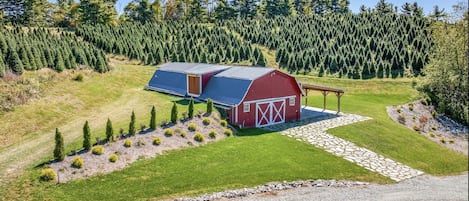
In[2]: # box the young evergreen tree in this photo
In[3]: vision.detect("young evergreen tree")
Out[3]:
[105,118,114,142]
[53,128,65,161]
[54,51,65,72]
[129,110,136,135]
[0,54,5,77]
[83,121,91,150]
[188,98,194,118]
[7,49,24,75]
[206,98,213,114]
[149,105,156,130]
[171,102,178,124]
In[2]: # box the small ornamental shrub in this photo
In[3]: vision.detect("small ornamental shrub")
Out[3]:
[220,120,228,127]
[209,130,217,139]
[182,111,188,120]
[449,139,455,143]
[413,124,420,131]
[119,128,125,138]
[397,115,406,124]
[194,132,204,142]
[175,128,182,133]
[92,145,104,155]
[164,128,174,137]
[431,125,437,130]
[153,137,162,145]
[396,108,401,113]
[202,117,211,125]
[74,73,84,82]
[224,129,233,137]
[412,115,416,120]
[188,123,197,131]
[124,139,132,147]
[440,138,446,143]
[408,103,414,111]
[429,132,436,137]
[136,140,145,146]
[109,154,118,162]
[72,156,84,168]
[40,168,57,182]
[180,130,187,138]
[431,110,436,117]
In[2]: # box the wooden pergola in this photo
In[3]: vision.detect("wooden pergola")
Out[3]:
[301,83,345,112]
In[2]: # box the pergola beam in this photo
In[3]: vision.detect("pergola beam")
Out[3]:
[301,82,345,113]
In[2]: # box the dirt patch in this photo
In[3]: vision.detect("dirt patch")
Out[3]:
[49,115,232,183]
[387,100,468,155]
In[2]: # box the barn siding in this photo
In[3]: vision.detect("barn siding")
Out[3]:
[231,70,301,128]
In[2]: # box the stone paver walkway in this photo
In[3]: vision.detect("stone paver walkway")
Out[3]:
[265,112,424,182]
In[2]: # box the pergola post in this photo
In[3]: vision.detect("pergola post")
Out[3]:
[305,89,309,108]
[321,91,329,111]
[336,92,343,113]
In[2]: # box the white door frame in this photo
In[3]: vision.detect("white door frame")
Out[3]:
[255,98,286,127]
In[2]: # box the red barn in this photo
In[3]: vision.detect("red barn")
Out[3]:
[146,63,303,128]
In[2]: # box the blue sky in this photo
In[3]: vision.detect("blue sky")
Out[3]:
[48,0,461,16]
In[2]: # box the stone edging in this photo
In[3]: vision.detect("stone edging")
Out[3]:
[175,180,369,201]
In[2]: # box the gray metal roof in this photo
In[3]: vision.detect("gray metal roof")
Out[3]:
[148,63,279,106]
[214,66,274,80]
[159,62,231,75]
[198,77,252,106]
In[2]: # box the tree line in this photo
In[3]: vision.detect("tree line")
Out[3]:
[1,0,448,26]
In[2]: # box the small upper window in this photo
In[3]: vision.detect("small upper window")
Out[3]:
[243,103,250,112]
[289,97,295,106]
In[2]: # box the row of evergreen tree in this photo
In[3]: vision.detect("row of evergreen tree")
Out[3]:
[224,13,432,78]
[0,27,109,77]
[76,22,267,67]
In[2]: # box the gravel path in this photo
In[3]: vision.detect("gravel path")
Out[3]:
[265,110,424,182]
[228,173,468,201]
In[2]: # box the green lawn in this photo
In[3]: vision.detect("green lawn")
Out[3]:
[31,129,390,201]
[297,76,468,175]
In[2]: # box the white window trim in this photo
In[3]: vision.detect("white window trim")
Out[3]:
[289,97,295,106]
[243,103,250,113]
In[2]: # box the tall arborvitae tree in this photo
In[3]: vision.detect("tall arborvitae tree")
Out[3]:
[129,110,136,135]
[206,98,213,114]
[171,102,178,124]
[83,121,91,150]
[149,105,156,130]
[106,118,114,142]
[53,128,65,161]
[188,98,194,118]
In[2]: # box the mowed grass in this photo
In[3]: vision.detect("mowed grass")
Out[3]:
[32,130,390,201]
[0,64,206,189]
[297,76,468,175]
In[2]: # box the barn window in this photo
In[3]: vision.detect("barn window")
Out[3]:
[289,97,295,106]
[243,103,250,112]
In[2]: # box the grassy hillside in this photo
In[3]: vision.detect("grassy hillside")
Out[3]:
[297,76,468,175]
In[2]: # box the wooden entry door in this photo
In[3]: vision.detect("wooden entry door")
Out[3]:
[256,99,285,127]
[188,75,200,95]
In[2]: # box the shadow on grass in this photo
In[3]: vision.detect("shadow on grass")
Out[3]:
[236,128,273,137]
[175,99,203,106]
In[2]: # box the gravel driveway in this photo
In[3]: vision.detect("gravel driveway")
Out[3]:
[227,172,468,201]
